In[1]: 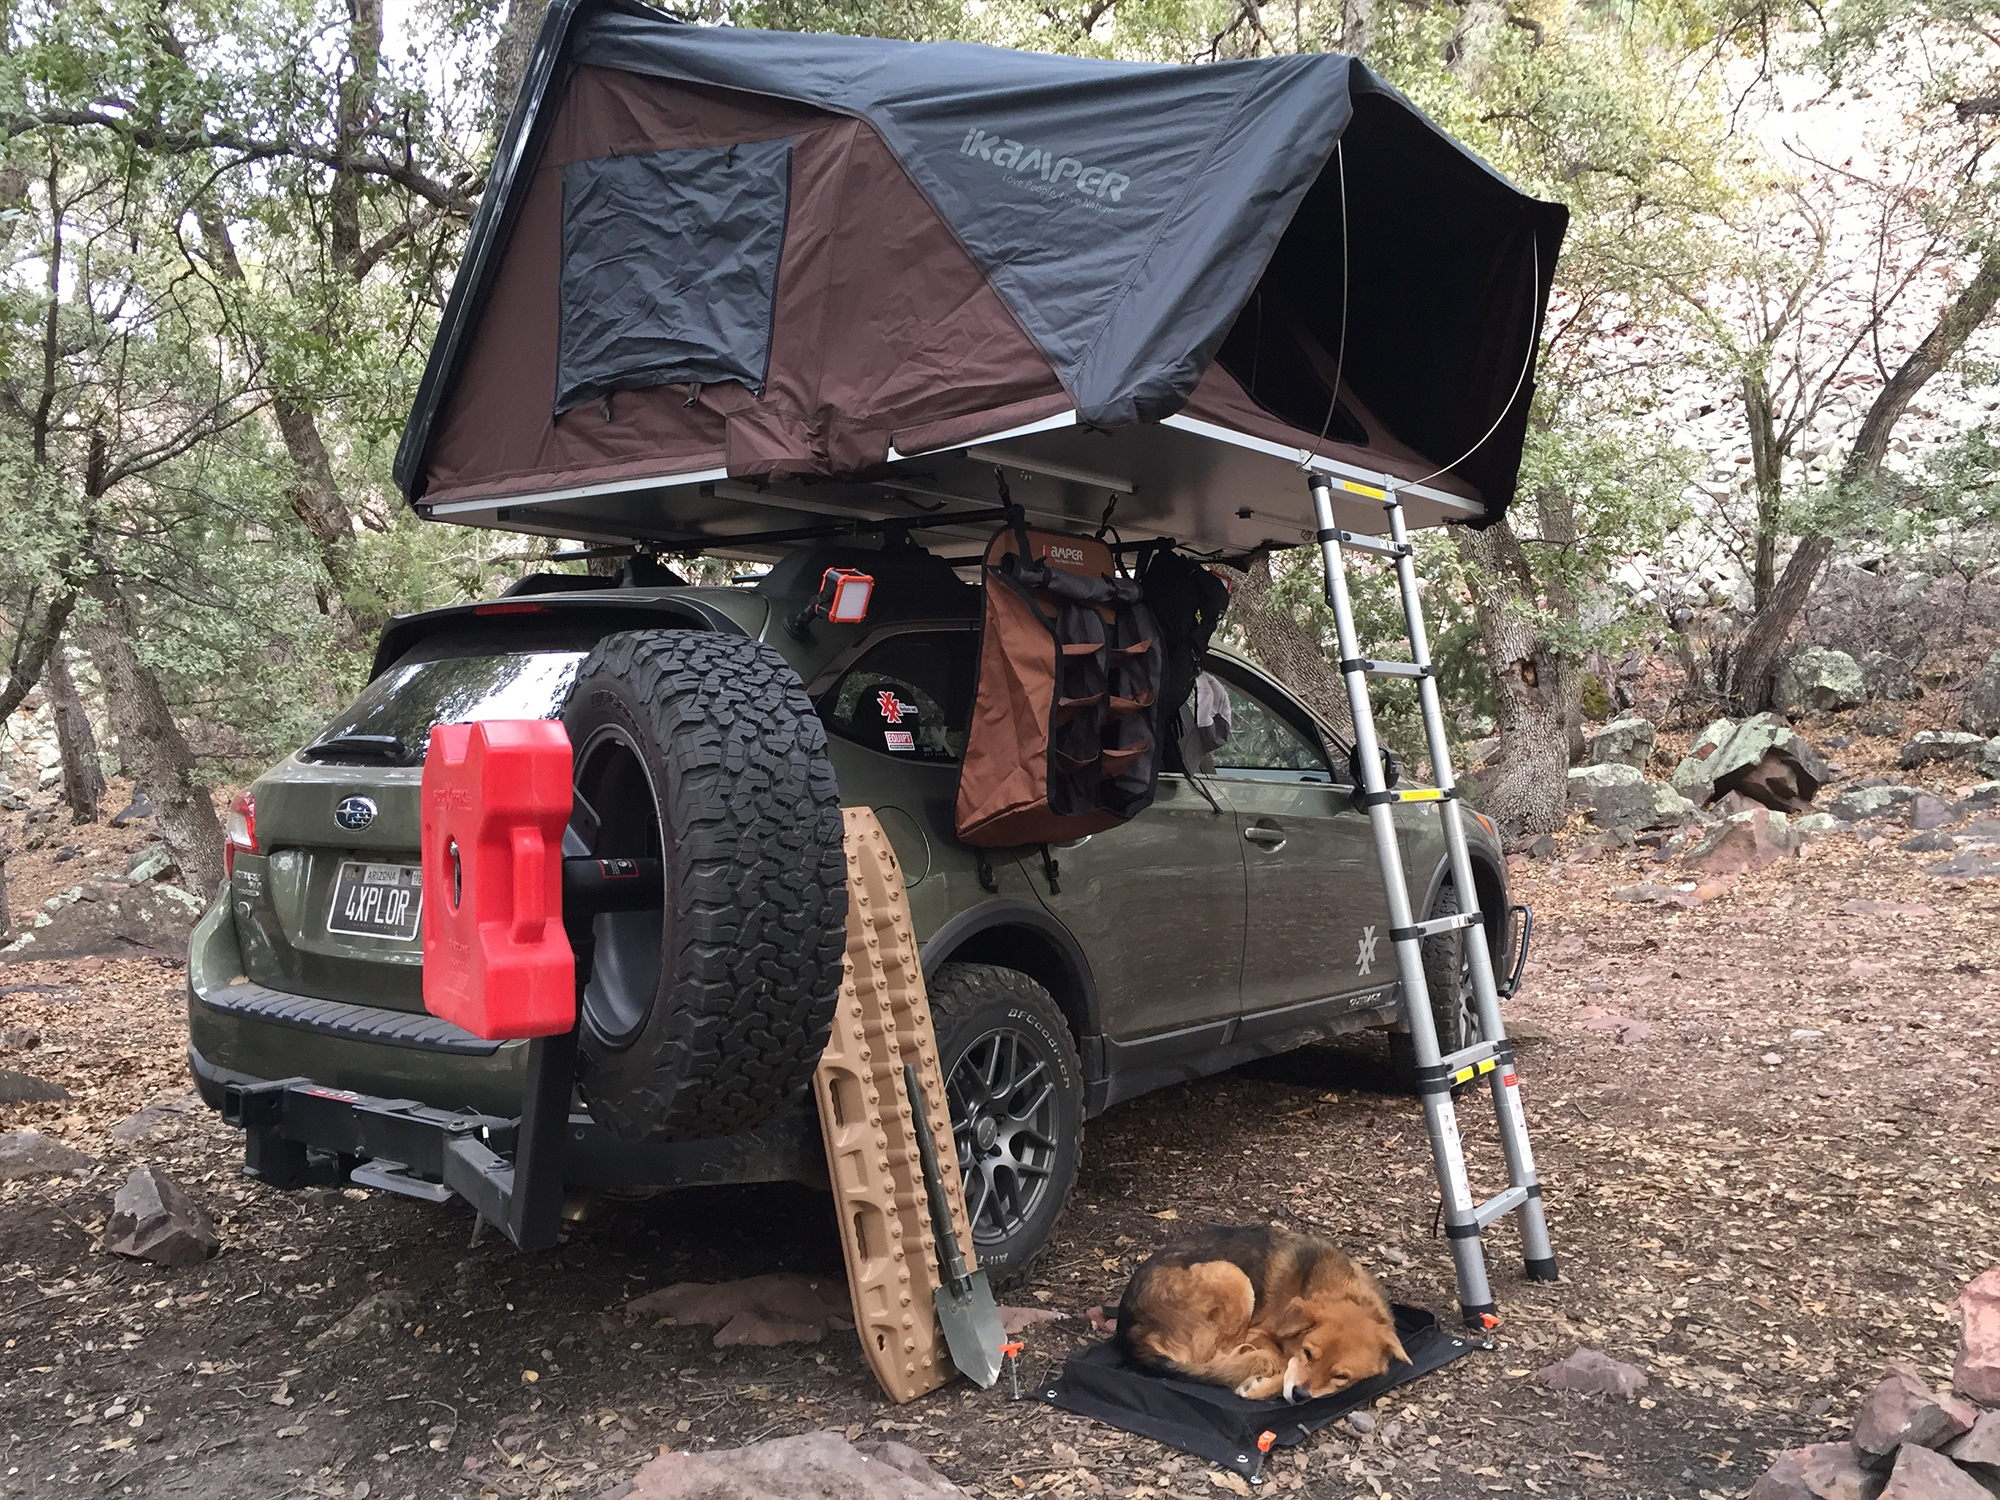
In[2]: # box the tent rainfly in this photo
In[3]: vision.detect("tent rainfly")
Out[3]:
[395,0,1568,558]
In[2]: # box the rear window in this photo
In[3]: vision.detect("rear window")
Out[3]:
[819,631,976,762]
[305,630,593,764]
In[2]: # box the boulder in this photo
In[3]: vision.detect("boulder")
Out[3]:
[1910,795,1961,831]
[1980,742,2000,780]
[0,1069,69,1104]
[1832,785,1925,822]
[0,879,202,963]
[1674,714,1829,810]
[103,1165,219,1267]
[1878,1444,1990,1500]
[1861,714,1909,738]
[1569,762,1643,795]
[1957,1268,2000,1407]
[1582,779,1701,832]
[1963,650,2000,737]
[109,1091,204,1143]
[123,842,173,884]
[1776,647,1867,714]
[1681,808,1797,877]
[1853,1366,1974,1470]
[308,1287,419,1350]
[1900,733,1987,771]
[1925,851,2000,882]
[1749,1444,1887,1500]
[1794,813,1853,837]
[1535,1347,1648,1398]
[1903,831,1958,853]
[108,790,156,827]
[1861,650,1925,702]
[603,1431,965,1500]
[0,1130,96,1182]
[1948,1411,2000,1470]
[1965,783,2000,813]
[1588,715,1658,770]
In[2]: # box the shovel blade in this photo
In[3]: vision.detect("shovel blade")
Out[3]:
[934,1271,1007,1389]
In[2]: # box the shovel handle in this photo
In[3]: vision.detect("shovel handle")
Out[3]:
[903,1063,971,1292]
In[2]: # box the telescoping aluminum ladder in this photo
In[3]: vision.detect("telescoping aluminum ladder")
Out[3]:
[1307,472,1559,1329]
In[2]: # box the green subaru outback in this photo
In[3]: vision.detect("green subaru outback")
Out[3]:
[188,533,1518,1279]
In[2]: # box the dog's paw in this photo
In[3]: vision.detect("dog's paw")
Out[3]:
[1236,1375,1285,1401]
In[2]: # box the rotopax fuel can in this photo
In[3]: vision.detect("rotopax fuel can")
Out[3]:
[421,720,576,1039]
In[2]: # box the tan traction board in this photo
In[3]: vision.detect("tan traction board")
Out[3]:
[813,807,979,1404]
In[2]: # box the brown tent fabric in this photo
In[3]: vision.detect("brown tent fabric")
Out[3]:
[425,65,1063,509]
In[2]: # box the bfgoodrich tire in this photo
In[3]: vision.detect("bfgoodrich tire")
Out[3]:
[928,963,1083,1286]
[562,630,847,1142]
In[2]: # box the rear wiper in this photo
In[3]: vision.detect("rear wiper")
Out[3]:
[300,733,415,765]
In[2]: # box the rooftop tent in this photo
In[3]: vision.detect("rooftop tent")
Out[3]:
[394,0,1567,557]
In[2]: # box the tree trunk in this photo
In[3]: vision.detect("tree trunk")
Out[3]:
[81,576,224,895]
[1742,368,1783,613]
[1337,0,1374,55]
[1225,553,1354,738]
[489,0,551,134]
[43,646,103,824]
[0,585,78,723]
[1729,250,2000,709]
[1453,517,1579,838]
[1443,0,1504,82]
[331,0,385,277]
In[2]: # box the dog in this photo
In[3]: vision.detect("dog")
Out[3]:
[1114,1224,1408,1402]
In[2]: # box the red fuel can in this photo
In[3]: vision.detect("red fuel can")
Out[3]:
[421,720,576,1039]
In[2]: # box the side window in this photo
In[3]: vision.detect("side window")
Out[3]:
[1210,678,1331,780]
[820,631,977,762]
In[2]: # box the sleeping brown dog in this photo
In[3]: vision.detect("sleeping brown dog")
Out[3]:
[1115,1224,1408,1401]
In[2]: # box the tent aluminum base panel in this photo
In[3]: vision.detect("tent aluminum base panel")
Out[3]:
[1035,1305,1477,1478]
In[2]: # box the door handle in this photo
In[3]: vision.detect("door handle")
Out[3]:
[1242,825,1287,848]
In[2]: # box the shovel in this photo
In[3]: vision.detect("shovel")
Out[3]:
[903,1062,1007,1389]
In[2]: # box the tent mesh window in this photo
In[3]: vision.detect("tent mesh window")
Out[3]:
[556,137,793,415]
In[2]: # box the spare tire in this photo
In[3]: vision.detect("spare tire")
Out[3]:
[562,630,846,1141]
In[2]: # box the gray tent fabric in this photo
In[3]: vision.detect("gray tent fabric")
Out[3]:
[556,136,792,413]
[571,17,1354,429]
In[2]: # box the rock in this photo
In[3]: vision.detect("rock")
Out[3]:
[1682,808,1797,877]
[0,1069,69,1104]
[1569,762,1643,795]
[1588,715,1658,770]
[308,1288,419,1349]
[1958,1268,2000,1407]
[108,790,156,827]
[1900,733,1987,770]
[1528,834,1556,860]
[1966,783,2000,812]
[996,1306,1066,1336]
[1861,651,1924,702]
[1963,650,2000,736]
[606,1431,966,1500]
[1902,831,1959,852]
[1878,1443,1989,1500]
[1776,647,1867,714]
[109,1091,204,1143]
[853,1441,961,1496]
[1861,713,1908,738]
[1795,813,1853,837]
[1910,795,1961,830]
[0,878,200,962]
[1675,714,1829,811]
[1948,1410,2000,1469]
[1611,882,1700,908]
[1346,1410,1377,1434]
[1469,735,1501,767]
[0,1130,96,1182]
[1584,779,1702,832]
[123,842,173,883]
[625,1274,853,1347]
[1925,851,2000,882]
[0,1024,39,1050]
[1852,1366,1974,1469]
[1831,785,1924,822]
[1536,1348,1648,1398]
[103,1166,220,1267]
[1749,1444,1887,1500]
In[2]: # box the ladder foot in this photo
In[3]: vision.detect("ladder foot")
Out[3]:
[1460,1303,1499,1332]
[1524,1255,1559,1283]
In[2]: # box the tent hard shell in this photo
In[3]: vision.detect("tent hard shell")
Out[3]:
[395,0,1567,558]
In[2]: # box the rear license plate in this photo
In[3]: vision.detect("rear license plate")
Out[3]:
[327,862,424,941]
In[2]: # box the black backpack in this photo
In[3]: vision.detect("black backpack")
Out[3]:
[1139,546,1232,733]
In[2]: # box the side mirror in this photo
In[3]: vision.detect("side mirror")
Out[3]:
[1348,743,1403,792]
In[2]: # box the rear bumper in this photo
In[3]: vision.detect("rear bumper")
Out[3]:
[185,881,531,1117]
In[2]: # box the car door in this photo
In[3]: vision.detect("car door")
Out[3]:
[1203,662,1395,1021]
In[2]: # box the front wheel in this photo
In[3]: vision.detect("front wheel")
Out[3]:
[927,963,1083,1287]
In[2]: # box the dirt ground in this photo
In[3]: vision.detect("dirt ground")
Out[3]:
[2,718,1997,1500]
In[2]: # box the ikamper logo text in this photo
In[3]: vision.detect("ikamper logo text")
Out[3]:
[958,128,1132,202]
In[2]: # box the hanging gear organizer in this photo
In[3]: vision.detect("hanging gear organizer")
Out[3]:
[954,522,1163,848]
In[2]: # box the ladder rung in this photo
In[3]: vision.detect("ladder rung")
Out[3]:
[1438,1039,1503,1077]
[1340,657,1428,679]
[1321,528,1411,559]
[1474,1184,1529,1230]
[1392,910,1481,943]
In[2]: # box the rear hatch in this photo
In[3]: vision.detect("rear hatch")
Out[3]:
[231,599,759,1011]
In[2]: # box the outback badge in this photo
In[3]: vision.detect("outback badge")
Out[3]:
[334,796,378,831]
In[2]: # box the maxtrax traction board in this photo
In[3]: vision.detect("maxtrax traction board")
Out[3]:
[814,808,979,1404]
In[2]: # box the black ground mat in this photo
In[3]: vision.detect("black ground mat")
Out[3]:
[1035,1305,1479,1478]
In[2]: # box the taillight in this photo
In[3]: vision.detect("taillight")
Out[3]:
[224,791,258,878]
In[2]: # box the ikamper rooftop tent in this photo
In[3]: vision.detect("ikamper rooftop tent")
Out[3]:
[394,0,1568,557]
